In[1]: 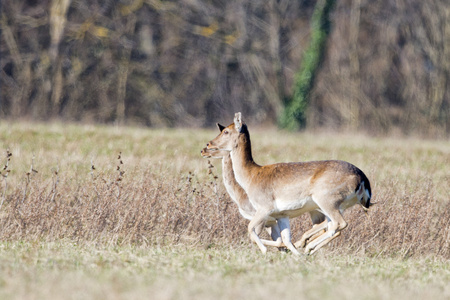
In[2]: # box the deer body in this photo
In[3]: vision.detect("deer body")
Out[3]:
[206,113,372,255]
[202,147,326,250]
[233,159,366,218]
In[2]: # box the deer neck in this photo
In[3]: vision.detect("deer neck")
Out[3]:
[221,154,237,199]
[230,132,259,190]
[222,153,256,219]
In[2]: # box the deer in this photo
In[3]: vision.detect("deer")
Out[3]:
[205,112,372,255]
[201,141,326,251]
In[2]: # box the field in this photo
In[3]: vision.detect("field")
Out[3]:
[0,122,449,299]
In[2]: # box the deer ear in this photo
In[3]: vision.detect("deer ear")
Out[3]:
[216,123,225,132]
[234,112,242,132]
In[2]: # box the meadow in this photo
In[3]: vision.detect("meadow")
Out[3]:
[0,122,449,299]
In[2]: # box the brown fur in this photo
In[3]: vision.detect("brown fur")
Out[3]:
[202,146,326,249]
[206,113,372,255]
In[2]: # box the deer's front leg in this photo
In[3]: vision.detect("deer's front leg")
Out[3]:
[277,217,301,256]
[248,211,270,254]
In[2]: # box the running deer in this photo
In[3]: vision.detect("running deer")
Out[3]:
[205,113,372,255]
[201,141,325,250]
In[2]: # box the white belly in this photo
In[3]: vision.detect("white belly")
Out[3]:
[273,196,317,218]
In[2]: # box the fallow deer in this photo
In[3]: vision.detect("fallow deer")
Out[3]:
[205,113,372,255]
[201,141,325,250]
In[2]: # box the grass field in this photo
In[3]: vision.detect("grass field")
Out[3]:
[0,122,449,299]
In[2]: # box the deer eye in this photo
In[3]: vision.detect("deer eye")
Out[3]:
[223,130,229,134]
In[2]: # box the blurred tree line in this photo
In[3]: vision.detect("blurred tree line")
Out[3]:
[1,0,449,136]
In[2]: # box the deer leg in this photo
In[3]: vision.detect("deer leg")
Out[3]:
[252,221,288,249]
[304,211,347,255]
[306,228,327,244]
[277,217,301,256]
[248,211,271,254]
[308,231,341,255]
[249,219,284,248]
[270,224,283,246]
[260,223,284,248]
[243,219,285,249]
[294,220,328,248]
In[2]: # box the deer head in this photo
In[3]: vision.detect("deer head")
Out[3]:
[206,112,245,152]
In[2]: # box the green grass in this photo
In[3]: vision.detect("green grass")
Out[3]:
[0,121,449,299]
[0,241,448,300]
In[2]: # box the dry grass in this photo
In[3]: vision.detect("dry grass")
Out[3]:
[0,122,242,247]
[0,122,449,299]
[0,241,449,300]
[0,122,448,258]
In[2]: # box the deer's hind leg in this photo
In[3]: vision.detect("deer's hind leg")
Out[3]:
[303,194,348,255]
[294,220,328,248]
[304,210,347,255]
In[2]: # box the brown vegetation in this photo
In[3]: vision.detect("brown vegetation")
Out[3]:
[0,149,247,247]
[0,123,448,259]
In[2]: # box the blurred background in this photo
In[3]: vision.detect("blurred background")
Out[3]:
[1,0,449,136]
